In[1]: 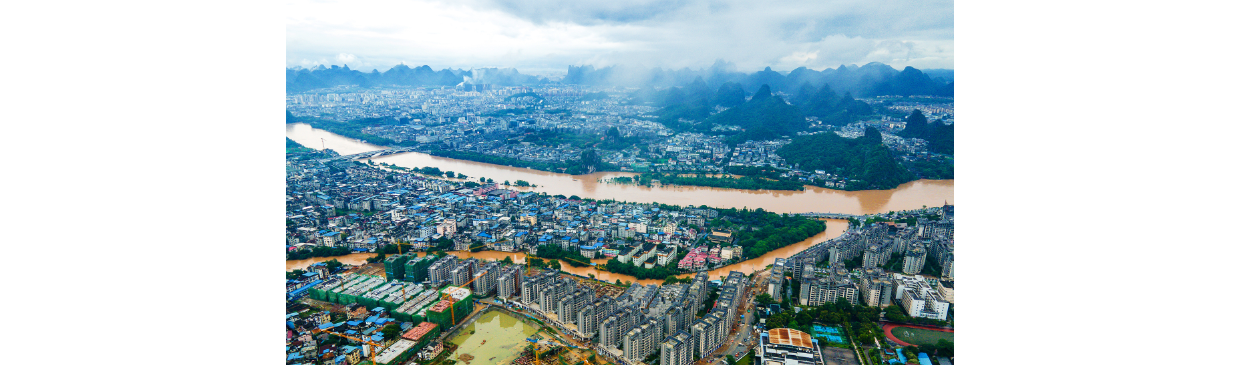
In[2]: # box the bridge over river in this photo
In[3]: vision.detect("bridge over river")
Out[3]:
[319,147,416,162]
[792,212,866,220]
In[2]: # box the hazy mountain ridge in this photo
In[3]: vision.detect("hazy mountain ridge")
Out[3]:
[287,61,953,97]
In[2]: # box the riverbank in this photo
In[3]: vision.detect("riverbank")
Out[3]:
[288,123,953,214]
[290,117,413,148]
[606,172,806,191]
[286,121,947,194]
[286,252,375,271]
[286,219,850,288]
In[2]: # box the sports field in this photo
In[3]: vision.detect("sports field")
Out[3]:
[889,326,954,346]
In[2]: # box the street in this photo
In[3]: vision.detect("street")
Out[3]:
[704,268,770,364]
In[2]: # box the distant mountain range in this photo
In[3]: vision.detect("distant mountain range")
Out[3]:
[285,64,552,93]
[286,61,952,97]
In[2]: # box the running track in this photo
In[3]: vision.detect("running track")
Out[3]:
[882,323,954,346]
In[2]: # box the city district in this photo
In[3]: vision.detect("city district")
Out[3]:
[286,145,955,365]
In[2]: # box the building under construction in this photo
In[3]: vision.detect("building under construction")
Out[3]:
[384,254,412,281]
[403,254,438,282]
[426,286,474,329]
[372,339,418,365]
[399,322,441,357]
[306,272,444,323]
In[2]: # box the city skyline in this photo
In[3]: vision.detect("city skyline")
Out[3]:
[288,0,954,75]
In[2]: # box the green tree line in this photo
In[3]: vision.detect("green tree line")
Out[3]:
[712,208,827,259]
[624,172,806,191]
[531,244,593,267]
[777,127,914,190]
[287,246,353,260]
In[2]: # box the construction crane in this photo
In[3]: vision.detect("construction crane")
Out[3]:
[439,273,483,325]
[392,240,415,255]
[313,328,382,365]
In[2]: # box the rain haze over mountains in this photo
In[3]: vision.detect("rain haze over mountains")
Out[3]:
[287,0,953,91]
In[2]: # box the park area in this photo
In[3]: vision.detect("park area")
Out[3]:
[884,323,954,346]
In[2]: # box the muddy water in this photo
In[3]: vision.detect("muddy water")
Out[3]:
[286,123,946,281]
[286,252,376,271]
[449,310,541,364]
[286,123,953,215]
[284,220,848,284]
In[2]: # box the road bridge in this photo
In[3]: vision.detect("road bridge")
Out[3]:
[319,147,416,162]
[791,212,865,220]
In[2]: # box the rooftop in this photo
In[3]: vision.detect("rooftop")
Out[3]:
[768,328,814,349]
[374,339,416,363]
[401,322,439,341]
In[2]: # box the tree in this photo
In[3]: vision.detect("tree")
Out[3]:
[755,293,774,307]
[501,256,515,265]
[445,171,456,178]
[324,259,343,272]
[381,324,401,339]
[528,258,545,268]
[936,339,954,357]
[766,313,789,329]
[547,260,562,271]
[503,180,510,185]
[863,126,882,145]
[615,279,623,286]
[795,311,813,327]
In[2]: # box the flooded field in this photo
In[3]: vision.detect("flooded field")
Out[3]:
[449,310,540,364]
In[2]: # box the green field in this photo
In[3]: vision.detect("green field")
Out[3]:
[891,327,954,346]
[735,351,754,365]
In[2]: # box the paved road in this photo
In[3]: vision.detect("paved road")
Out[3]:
[707,269,770,364]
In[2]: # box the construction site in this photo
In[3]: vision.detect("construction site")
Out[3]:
[297,254,622,365]
[299,257,487,364]
[519,324,611,365]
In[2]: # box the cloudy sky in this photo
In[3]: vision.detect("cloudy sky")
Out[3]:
[287,0,953,75]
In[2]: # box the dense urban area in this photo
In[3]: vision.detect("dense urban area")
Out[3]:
[286,64,953,191]
[285,139,956,365]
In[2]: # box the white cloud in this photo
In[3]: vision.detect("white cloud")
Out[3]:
[287,0,953,72]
